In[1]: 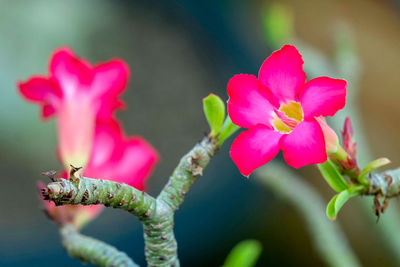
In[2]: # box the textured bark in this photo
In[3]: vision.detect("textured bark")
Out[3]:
[43,136,219,266]
[367,168,400,198]
[44,176,156,220]
[60,224,138,267]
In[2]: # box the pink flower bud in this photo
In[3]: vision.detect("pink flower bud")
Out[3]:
[342,117,357,159]
[315,117,339,154]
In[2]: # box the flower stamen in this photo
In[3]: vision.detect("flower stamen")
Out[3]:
[271,101,304,134]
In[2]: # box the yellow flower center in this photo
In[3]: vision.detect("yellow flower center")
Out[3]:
[271,101,304,134]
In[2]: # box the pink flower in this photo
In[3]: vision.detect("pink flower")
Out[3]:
[18,47,128,168]
[228,45,346,176]
[19,47,160,227]
[41,119,159,228]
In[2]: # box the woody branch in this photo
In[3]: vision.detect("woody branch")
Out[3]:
[42,136,219,266]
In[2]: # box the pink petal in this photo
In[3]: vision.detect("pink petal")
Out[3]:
[49,47,92,96]
[91,60,129,119]
[227,74,275,128]
[92,60,129,96]
[258,45,306,105]
[20,47,130,123]
[18,77,61,101]
[58,98,96,168]
[42,104,56,119]
[280,119,327,168]
[81,206,103,218]
[18,77,61,119]
[300,77,347,120]
[105,137,159,190]
[74,205,104,228]
[230,125,282,176]
[84,119,159,191]
[315,117,339,154]
[89,119,123,168]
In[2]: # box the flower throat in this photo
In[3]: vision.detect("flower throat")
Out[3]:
[271,101,304,134]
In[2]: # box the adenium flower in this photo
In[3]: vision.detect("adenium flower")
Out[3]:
[228,45,346,176]
[19,47,159,227]
[41,119,159,228]
[18,47,128,168]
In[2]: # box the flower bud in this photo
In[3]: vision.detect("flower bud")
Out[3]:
[316,117,339,154]
[342,117,357,159]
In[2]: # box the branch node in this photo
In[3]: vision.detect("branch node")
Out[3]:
[69,165,82,182]
[41,170,58,182]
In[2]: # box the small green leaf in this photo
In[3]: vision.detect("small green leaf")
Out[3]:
[359,157,391,185]
[318,159,349,192]
[203,94,225,137]
[218,116,240,146]
[335,189,359,216]
[223,239,262,267]
[326,188,361,221]
[326,194,339,220]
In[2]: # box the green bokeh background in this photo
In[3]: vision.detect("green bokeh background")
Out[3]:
[1,0,400,266]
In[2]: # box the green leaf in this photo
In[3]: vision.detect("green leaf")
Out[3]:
[218,116,240,146]
[326,188,361,221]
[203,94,225,137]
[358,157,391,185]
[326,194,339,220]
[318,159,349,193]
[335,189,359,216]
[223,240,262,267]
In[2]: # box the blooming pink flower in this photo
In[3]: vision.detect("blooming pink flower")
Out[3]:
[19,47,159,227]
[18,47,129,168]
[228,45,346,176]
[41,118,159,228]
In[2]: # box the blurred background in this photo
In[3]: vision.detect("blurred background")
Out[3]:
[1,0,400,266]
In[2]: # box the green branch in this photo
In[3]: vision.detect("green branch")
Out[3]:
[60,224,138,267]
[367,168,400,198]
[141,201,177,266]
[43,136,219,266]
[142,136,218,266]
[256,162,361,267]
[158,137,218,211]
[43,176,156,220]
